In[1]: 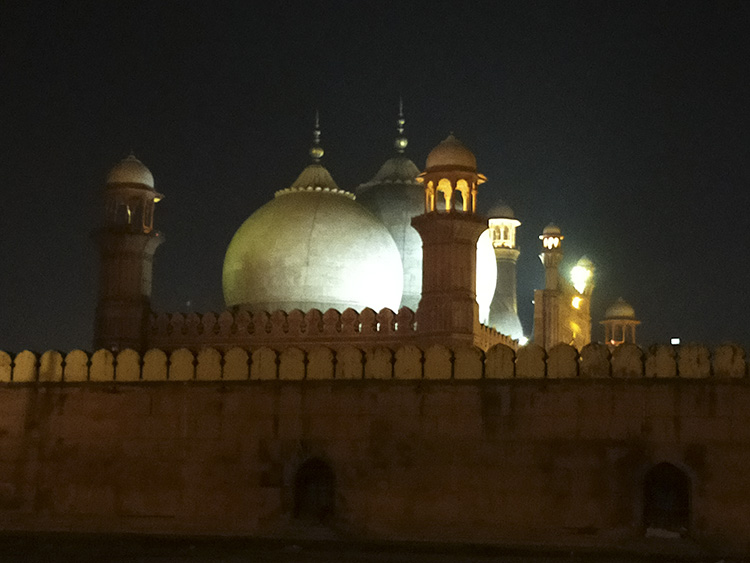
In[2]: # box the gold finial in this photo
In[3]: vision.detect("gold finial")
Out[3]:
[394,97,408,154]
[309,109,324,162]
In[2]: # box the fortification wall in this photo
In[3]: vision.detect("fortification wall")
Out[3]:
[146,307,516,353]
[1,341,746,383]
[0,342,748,554]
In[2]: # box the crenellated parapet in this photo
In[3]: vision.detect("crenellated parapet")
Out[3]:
[1,342,747,383]
[147,307,422,352]
[474,322,517,351]
[146,306,517,353]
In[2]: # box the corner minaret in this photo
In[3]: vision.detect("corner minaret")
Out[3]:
[534,224,564,349]
[412,135,488,347]
[487,204,523,340]
[533,224,595,350]
[93,154,164,351]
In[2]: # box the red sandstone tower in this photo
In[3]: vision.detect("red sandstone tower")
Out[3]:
[412,135,487,347]
[94,155,163,351]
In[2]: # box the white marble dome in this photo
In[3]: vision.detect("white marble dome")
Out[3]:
[356,155,423,311]
[223,164,404,313]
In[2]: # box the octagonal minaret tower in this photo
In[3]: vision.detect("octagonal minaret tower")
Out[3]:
[487,203,523,340]
[93,154,164,351]
[412,134,488,347]
[533,224,595,350]
[534,223,564,349]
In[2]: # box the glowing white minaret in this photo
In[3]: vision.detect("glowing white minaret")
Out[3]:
[487,203,523,339]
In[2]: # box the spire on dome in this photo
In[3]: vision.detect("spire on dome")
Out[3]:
[309,110,324,162]
[395,97,408,154]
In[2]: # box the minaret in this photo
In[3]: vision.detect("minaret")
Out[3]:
[412,134,487,347]
[93,154,164,351]
[533,224,595,350]
[533,223,564,349]
[487,203,523,339]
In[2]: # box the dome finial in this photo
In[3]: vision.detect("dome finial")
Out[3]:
[394,97,408,154]
[309,109,324,162]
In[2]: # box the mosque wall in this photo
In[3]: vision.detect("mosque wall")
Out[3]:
[0,342,749,553]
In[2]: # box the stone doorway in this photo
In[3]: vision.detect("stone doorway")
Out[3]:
[643,462,690,536]
[293,458,335,523]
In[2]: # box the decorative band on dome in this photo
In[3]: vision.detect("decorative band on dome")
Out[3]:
[274,186,356,199]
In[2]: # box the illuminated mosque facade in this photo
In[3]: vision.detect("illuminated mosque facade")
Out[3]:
[94,110,605,354]
[9,110,750,558]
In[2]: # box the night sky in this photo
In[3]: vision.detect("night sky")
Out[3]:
[1,1,749,353]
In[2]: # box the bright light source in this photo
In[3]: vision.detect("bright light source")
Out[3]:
[518,336,529,346]
[475,229,497,325]
[570,264,592,294]
[542,236,560,249]
[671,337,681,346]
[571,296,582,309]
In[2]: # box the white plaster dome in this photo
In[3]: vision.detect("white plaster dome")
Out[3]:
[223,164,404,313]
[106,154,154,188]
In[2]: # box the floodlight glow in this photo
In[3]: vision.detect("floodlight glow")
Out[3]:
[475,229,497,325]
[542,236,560,250]
[571,296,582,309]
[518,336,529,346]
[570,265,592,294]
[671,338,681,346]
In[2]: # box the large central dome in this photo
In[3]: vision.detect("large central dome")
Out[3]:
[223,163,403,313]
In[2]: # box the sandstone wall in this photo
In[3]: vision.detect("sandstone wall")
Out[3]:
[0,342,748,554]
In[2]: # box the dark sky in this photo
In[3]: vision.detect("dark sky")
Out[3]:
[1,1,749,353]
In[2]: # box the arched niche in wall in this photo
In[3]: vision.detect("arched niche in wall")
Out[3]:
[293,458,335,523]
[643,462,690,536]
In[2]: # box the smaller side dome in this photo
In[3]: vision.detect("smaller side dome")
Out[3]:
[425,134,477,171]
[542,223,561,236]
[488,202,516,220]
[605,297,636,319]
[106,154,154,189]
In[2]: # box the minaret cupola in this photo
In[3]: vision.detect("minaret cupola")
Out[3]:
[417,134,486,213]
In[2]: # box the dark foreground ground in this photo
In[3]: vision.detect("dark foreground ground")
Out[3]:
[0,534,740,563]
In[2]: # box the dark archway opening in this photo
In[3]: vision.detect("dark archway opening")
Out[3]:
[643,462,690,534]
[294,458,335,523]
